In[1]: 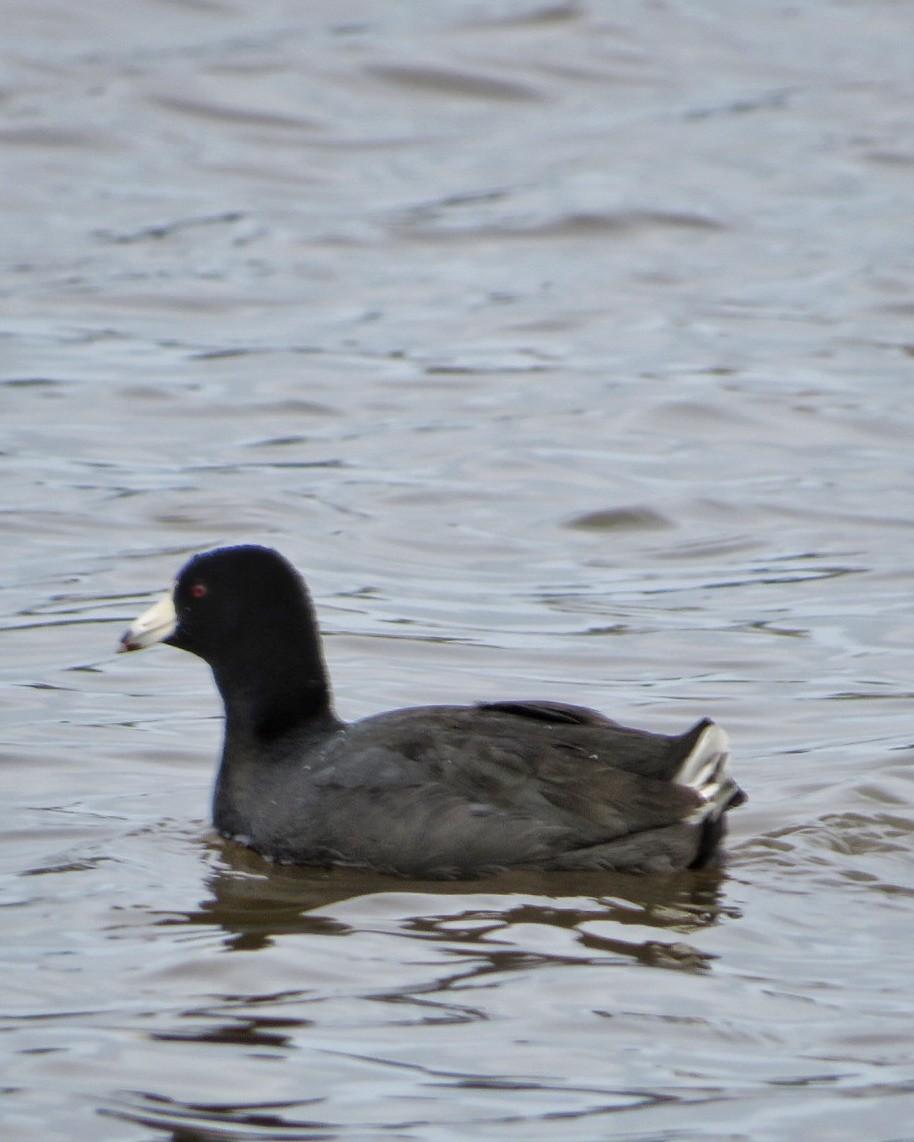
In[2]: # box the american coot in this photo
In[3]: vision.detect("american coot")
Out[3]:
[120,545,745,878]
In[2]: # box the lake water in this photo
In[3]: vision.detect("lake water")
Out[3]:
[2,2,914,1139]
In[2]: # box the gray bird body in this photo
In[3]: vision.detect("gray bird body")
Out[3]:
[121,546,745,878]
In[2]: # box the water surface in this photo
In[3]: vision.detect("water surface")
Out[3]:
[2,2,914,1139]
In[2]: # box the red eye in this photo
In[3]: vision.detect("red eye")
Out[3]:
[190,583,208,599]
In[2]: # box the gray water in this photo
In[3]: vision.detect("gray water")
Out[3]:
[2,2,914,1139]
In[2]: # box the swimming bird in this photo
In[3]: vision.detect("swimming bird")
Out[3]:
[119,545,744,877]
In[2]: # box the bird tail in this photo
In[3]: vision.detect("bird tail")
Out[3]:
[674,720,746,825]
[673,720,746,869]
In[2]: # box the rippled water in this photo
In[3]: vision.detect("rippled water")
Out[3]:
[3,2,914,1139]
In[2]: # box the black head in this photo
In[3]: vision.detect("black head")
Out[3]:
[122,545,333,737]
[167,546,314,660]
